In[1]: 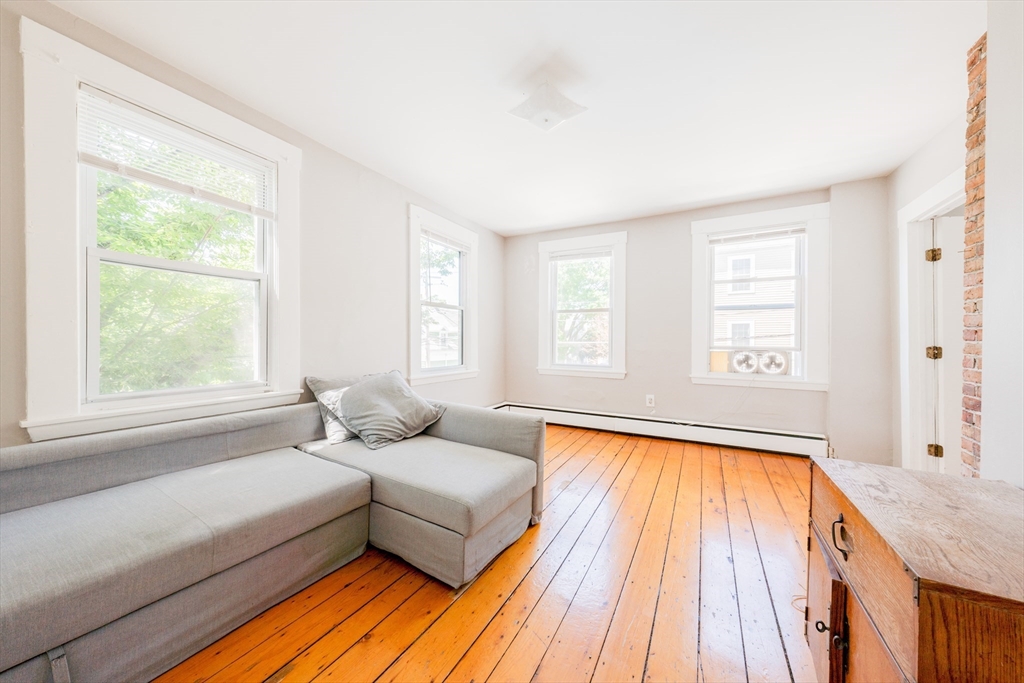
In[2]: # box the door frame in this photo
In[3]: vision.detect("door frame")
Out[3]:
[896,168,965,472]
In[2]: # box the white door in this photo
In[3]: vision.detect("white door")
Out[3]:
[907,215,964,475]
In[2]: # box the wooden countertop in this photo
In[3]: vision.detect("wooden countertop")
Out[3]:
[811,457,1024,606]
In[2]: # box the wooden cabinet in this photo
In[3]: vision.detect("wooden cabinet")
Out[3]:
[806,457,1024,683]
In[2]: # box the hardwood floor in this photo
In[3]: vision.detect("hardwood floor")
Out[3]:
[158,427,816,683]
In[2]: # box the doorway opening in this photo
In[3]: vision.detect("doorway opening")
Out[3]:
[897,169,966,474]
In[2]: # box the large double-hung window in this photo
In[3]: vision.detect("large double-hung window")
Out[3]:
[691,203,829,390]
[20,18,301,440]
[537,232,627,379]
[79,87,274,399]
[408,206,479,385]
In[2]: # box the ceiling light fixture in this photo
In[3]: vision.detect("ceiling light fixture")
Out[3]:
[508,82,587,131]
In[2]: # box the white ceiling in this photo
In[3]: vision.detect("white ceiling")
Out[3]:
[53,1,987,236]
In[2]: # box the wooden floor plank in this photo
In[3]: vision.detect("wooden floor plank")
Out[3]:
[544,428,593,464]
[482,439,656,683]
[273,572,429,682]
[592,441,682,683]
[153,549,389,683]
[760,453,810,552]
[379,434,635,683]
[529,440,667,683]
[696,445,747,683]
[543,432,614,498]
[544,428,598,475]
[781,455,811,501]
[436,436,639,683]
[735,451,816,683]
[721,448,792,683]
[162,427,816,683]
[205,559,410,683]
[645,442,703,683]
[311,580,457,682]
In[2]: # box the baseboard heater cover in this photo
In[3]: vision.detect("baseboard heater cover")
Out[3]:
[492,403,828,458]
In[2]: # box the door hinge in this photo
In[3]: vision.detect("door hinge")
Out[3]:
[925,248,942,262]
[928,443,944,458]
[804,606,809,621]
[926,346,943,359]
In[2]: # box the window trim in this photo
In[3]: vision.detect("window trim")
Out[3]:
[408,205,479,385]
[19,18,302,440]
[691,203,829,391]
[537,232,627,379]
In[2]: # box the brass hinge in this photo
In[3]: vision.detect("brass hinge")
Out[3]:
[926,346,943,359]
[928,443,944,458]
[925,248,942,262]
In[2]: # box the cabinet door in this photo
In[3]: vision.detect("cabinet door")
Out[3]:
[807,524,848,683]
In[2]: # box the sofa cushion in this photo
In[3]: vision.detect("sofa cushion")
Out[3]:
[337,371,445,450]
[299,435,536,537]
[0,447,370,672]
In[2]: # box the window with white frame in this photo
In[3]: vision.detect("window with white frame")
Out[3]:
[19,19,301,441]
[79,87,272,400]
[691,204,829,389]
[538,232,627,379]
[408,206,479,384]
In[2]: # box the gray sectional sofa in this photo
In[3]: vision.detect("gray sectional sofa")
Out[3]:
[0,401,544,683]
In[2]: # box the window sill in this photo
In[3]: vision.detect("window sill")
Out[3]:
[537,367,626,380]
[20,390,303,442]
[409,369,479,386]
[690,375,828,392]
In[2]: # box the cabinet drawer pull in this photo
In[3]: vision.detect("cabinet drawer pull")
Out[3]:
[814,620,828,633]
[831,513,850,561]
[832,634,848,650]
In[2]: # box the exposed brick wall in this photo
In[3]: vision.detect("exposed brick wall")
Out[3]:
[961,34,986,478]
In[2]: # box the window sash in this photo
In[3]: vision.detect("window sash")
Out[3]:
[419,234,466,371]
[85,248,269,402]
[707,234,805,365]
[549,258,614,368]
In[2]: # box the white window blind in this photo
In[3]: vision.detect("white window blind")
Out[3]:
[77,85,276,218]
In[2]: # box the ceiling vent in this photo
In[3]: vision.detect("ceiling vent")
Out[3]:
[508,82,587,131]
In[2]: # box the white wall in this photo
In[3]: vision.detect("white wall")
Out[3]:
[827,178,893,465]
[981,0,1023,488]
[0,1,505,447]
[885,116,967,467]
[504,182,895,464]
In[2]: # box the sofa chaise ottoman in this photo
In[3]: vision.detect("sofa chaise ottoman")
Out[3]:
[300,402,546,587]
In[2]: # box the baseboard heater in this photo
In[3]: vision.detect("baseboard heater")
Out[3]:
[490,402,828,458]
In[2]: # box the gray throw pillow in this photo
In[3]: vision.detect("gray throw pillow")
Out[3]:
[305,376,359,444]
[338,370,445,450]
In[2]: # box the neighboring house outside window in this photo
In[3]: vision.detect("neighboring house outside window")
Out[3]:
[19,19,302,441]
[408,206,479,385]
[691,203,830,390]
[537,232,627,379]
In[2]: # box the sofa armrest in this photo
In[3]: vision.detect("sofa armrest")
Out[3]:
[424,403,545,524]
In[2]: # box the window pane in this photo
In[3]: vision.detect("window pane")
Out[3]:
[713,280,796,348]
[555,311,610,366]
[555,255,610,310]
[98,262,258,395]
[713,236,796,280]
[95,170,259,271]
[420,238,461,307]
[421,305,462,368]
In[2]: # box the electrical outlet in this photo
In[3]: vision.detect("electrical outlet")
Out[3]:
[646,394,656,407]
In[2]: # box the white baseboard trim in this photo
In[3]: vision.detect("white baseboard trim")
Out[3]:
[492,402,827,458]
